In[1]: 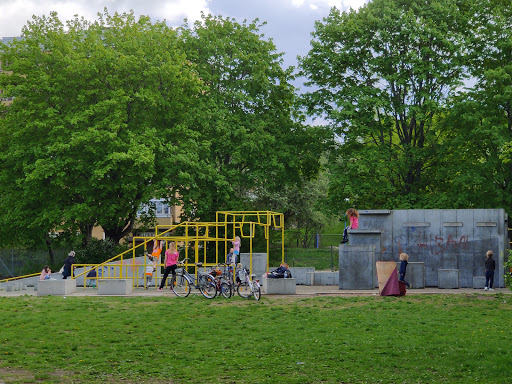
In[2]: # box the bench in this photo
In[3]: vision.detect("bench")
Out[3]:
[37,279,76,296]
[97,279,133,295]
[261,276,296,295]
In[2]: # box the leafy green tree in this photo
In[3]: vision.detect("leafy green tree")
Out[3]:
[176,14,327,221]
[0,10,202,247]
[299,0,469,212]
[422,0,512,212]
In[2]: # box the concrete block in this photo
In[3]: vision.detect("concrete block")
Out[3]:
[6,284,14,292]
[396,262,425,289]
[289,267,315,285]
[38,279,77,296]
[313,271,339,285]
[340,244,376,289]
[347,230,383,261]
[240,253,267,282]
[473,276,486,289]
[305,272,315,286]
[261,276,296,294]
[97,279,133,295]
[438,269,459,289]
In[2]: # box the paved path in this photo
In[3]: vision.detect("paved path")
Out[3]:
[1,284,510,297]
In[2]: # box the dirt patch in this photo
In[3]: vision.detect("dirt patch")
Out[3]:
[0,367,175,384]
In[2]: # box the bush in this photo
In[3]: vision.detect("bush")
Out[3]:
[74,239,128,265]
[505,251,512,290]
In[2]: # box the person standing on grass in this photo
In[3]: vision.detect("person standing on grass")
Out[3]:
[484,250,496,291]
[341,208,359,244]
[158,242,179,291]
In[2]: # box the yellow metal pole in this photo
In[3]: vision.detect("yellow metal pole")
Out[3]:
[267,213,270,273]
[281,213,285,264]
[250,222,253,275]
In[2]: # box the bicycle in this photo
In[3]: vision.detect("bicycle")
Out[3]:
[236,267,261,300]
[210,264,233,298]
[171,259,217,299]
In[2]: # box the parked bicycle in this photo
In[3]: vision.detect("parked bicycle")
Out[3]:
[236,266,261,300]
[210,264,233,298]
[171,259,217,299]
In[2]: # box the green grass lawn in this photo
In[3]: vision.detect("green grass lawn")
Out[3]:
[0,293,511,383]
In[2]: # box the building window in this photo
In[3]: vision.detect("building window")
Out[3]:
[137,199,171,218]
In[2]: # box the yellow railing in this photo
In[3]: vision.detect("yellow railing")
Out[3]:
[3,210,285,288]
[0,272,40,284]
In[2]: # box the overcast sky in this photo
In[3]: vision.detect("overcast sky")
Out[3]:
[0,0,367,73]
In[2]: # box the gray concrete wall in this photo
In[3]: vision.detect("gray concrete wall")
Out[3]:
[354,209,508,288]
[240,253,267,281]
[339,244,376,289]
[289,267,315,285]
[313,271,339,285]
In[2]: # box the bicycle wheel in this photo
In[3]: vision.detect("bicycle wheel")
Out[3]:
[200,281,217,299]
[237,282,251,298]
[253,282,261,301]
[220,282,232,298]
[171,273,191,297]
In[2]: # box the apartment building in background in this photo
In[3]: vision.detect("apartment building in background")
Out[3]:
[0,37,17,106]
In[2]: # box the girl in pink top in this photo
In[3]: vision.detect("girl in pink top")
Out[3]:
[40,265,51,280]
[158,242,179,291]
[232,236,241,258]
[342,208,359,244]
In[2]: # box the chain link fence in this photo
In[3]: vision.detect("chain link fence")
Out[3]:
[0,249,69,279]
[282,233,343,271]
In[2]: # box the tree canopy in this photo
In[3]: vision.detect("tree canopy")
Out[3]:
[0,10,327,251]
[0,10,203,246]
[301,0,510,211]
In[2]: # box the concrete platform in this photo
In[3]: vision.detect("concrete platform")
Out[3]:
[1,284,510,298]
[262,276,296,294]
[97,279,133,295]
[438,269,459,289]
[37,279,77,296]
[473,276,486,289]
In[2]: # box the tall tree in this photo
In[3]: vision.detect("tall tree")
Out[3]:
[423,0,512,212]
[0,10,202,246]
[299,0,469,212]
[176,14,327,221]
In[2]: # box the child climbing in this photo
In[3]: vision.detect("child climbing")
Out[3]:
[232,236,241,260]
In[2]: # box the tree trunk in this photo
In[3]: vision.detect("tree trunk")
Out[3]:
[44,234,55,264]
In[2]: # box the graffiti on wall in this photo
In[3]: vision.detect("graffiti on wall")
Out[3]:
[395,228,469,255]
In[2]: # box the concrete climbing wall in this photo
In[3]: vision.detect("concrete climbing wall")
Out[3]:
[350,209,508,288]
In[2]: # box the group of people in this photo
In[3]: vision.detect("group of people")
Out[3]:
[40,212,498,292]
[342,208,497,291]
[154,235,241,291]
[39,250,76,281]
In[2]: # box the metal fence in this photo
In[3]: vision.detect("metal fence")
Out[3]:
[282,233,343,271]
[0,249,69,279]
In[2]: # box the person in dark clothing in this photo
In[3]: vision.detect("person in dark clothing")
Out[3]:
[399,252,410,288]
[62,251,75,279]
[484,250,496,291]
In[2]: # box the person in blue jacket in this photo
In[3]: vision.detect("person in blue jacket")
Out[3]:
[399,252,410,288]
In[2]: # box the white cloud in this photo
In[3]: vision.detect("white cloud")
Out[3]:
[290,0,366,11]
[0,0,211,37]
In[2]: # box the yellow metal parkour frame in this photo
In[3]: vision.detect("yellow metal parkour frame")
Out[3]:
[67,210,284,289]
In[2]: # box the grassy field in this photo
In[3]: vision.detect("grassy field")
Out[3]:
[0,293,511,383]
